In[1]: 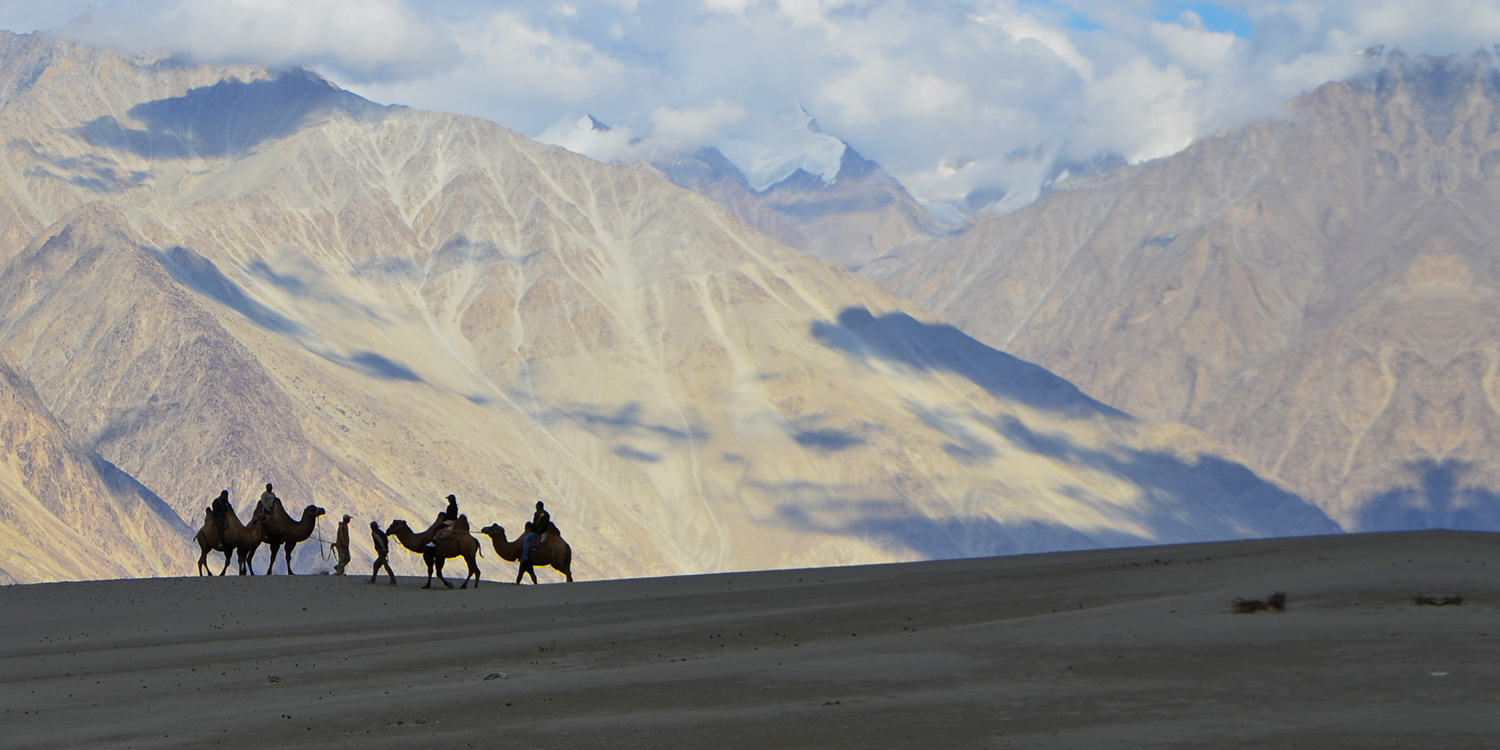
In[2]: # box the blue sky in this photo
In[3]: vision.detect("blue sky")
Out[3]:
[0,0,1487,212]
[1152,2,1254,37]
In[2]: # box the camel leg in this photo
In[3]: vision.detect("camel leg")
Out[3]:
[217,550,232,576]
[265,543,281,574]
[435,557,454,590]
[242,544,260,575]
[197,549,210,576]
[422,551,435,589]
[460,552,479,589]
[284,542,297,575]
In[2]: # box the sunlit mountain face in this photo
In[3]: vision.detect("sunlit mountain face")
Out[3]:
[869,52,1500,532]
[0,31,1347,582]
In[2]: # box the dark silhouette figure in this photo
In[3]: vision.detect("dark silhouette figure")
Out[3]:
[210,489,231,540]
[257,483,278,520]
[332,514,352,575]
[369,520,396,585]
[526,501,552,562]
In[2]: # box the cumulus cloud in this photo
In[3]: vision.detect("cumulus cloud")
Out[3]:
[54,0,460,81]
[0,0,1493,212]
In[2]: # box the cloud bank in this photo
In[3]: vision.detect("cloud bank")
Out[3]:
[2,0,1494,212]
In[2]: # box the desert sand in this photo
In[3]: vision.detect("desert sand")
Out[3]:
[0,530,1495,748]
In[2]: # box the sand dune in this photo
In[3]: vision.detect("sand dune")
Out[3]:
[0,530,1494,748]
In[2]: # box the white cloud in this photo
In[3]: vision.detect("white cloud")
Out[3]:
[1,1,1493,212]
[62,0,459,81]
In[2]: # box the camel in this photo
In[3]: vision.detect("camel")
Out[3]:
[384,516,482,589]
[258,499,326,575]
[194,504,266,576]
[478,522,573,584]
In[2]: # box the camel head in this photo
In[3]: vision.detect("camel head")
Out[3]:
[385,519,411,537]
[478,523,505,539]
[302,505,327,520]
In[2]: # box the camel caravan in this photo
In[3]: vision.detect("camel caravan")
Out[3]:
[194,487,573,588]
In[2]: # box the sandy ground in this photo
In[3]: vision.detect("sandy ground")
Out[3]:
[0,530,1496,749]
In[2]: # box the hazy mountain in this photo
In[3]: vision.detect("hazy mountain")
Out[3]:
[869,51,1500,531]
[654,123,956,270]
[0,31,1338,582]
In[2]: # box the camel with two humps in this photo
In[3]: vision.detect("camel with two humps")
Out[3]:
[478,522,573,584]
[195,504,266,576]
[385,515,483,589]
[258,500,326,575]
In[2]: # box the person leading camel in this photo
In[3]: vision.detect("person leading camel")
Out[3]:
[370,520,396,585]
[332,514,352,575]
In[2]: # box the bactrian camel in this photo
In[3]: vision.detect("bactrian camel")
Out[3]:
[259,500,326,575]
[195,504,266,576]
[385,515,482,589]
[478,522,574,584]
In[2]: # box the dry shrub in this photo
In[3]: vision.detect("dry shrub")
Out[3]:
[1410,594,1458,606]
[1232,592,1287,614]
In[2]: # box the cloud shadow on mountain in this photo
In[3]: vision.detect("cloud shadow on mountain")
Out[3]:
[983,414,1333,537]
[753,412,1337,557]
[613,445,664,462]
[911,404,996,465]
[73,69,389,160]
[151,245,301,334]
[810,307,1125,418]
[758,490,1145,559]
[792,428,864,452]
[1355,459,1500,531]
[543,401,709,442]
[347,351,422,381]
[32,153,151,193]
[248,259,311,296]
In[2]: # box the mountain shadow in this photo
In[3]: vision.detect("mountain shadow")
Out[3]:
[74,68,390,160]
[1356,460,1500,531]
[811,307,1125,418]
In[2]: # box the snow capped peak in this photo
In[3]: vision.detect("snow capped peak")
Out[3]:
[719,106,847,191]
[584,114,611,132]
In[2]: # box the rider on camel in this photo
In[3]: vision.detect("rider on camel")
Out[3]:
[524,500,551,562]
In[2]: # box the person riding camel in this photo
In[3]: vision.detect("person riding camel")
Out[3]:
[435,494,459,542]
[210,489,232,541]
[256,483,279,521]
[524,500,551,562]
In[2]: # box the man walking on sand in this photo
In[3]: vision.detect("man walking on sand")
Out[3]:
[332,514,352,575]
[369,520,396,585]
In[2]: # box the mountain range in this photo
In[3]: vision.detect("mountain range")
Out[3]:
[0,31,1344,583]
[868,50,1500,532]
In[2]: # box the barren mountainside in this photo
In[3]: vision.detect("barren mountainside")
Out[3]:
[0,32,1337,583]
[869,51,1500,531]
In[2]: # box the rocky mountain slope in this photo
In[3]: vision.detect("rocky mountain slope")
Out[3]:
[0,32,1338,582]
[869,51,1500,531]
